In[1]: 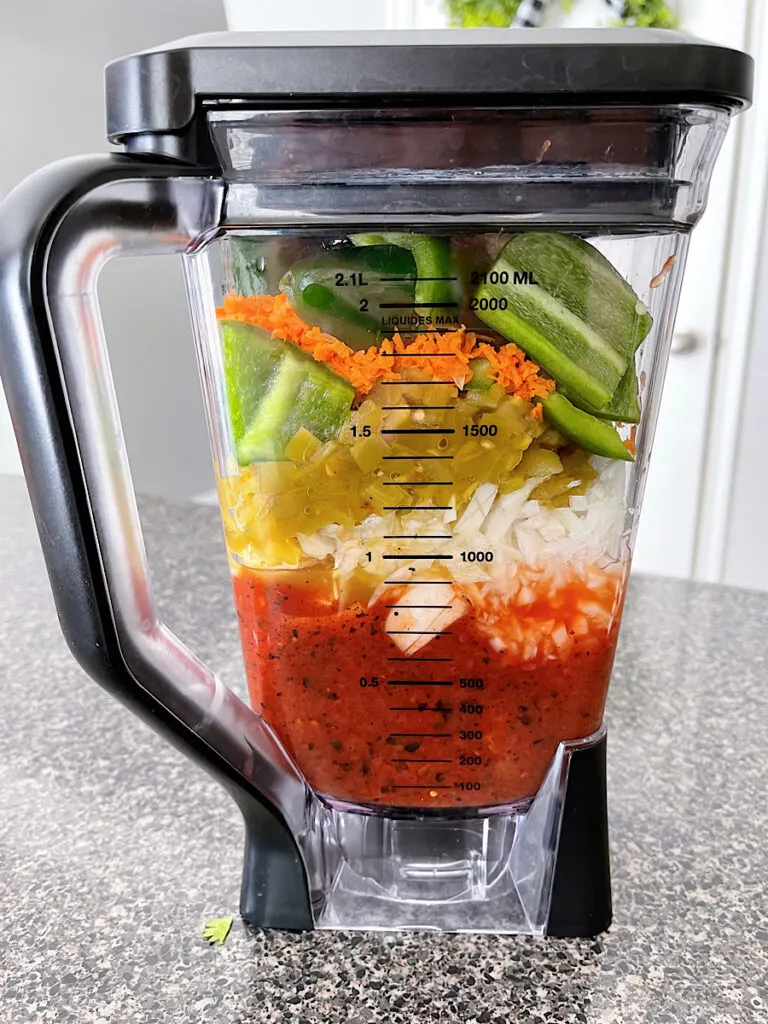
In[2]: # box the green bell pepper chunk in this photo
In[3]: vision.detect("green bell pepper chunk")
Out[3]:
[590,362,642,424]
[350,232,458,308]
[228,236,321,297]
[280,245,416,349]
[221,320,355,465]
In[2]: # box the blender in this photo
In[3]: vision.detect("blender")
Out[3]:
[0,30,752,935]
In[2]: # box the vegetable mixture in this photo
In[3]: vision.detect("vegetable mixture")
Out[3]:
[216,231,651,809]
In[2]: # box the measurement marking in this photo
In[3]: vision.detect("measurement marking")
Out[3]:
[379,380,456,386]
[390,705,452,710]
[382,406,454,411]
[381,352,457,358]
[385,484,454,492]
[382,455,453,461]
[383,506,452,513]
[391,758,453,764]
[389,733,452,738]
[380,302,459,309]
[387,680,454,686]
[384,483,453,489]
[385,604,452,609]
[379,276,458,283]
[381,428,455,435]
[388,657,453,663]
[390,785,454,790]
[383,553,453,560]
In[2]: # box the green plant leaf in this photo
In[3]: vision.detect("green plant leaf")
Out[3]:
[443,0,522,28]
[203,916,234,946]
[441,0,678,31]
[618,0,679,28]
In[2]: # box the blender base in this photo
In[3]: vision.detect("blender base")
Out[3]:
[239,729,611,936]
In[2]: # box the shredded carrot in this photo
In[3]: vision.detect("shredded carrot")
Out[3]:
[217,293,392,392]
[649,255,676,289]
[217,293,555,404]
[624,425,638,457]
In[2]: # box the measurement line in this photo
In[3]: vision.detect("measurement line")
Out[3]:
[380,302,459,309]
[381,352,457,358]
[382,330,460,336]
[382,482,453,488]
[388,658,453,663]
[390,705,452,710]
[382,406,454,411]
[383,483,453,489]
[384,506,453,511]
[388,680,454,686]
[382,455,453,461]
[385,604,452,609]
[390,785,454,790]
[379,276,458,283]
[383,579,454,584]
[383,553,453,560]
[381,428,455,435]
[391,758,453,764]
[389,733,452,738]
[379,381,456,386]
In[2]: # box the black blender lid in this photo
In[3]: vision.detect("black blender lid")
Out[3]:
[106,28,753,145]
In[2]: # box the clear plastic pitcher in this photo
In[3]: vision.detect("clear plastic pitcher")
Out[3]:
[0,30,752,935]
[214,225,661,812]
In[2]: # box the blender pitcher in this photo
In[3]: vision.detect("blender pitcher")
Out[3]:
[0,31,752,936]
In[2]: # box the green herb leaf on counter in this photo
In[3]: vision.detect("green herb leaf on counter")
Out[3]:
[203,916,233,946]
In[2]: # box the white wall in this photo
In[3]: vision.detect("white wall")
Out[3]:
[723,208,768,590]
[0,0,226,499]
[225,0,394,30]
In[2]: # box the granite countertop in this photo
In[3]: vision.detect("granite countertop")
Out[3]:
[0,474,766,1024]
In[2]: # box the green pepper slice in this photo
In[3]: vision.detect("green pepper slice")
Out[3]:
[542,392,633,462]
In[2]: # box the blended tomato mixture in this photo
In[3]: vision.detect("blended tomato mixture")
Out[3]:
[233,566,622,810]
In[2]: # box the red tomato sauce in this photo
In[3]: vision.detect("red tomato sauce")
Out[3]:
[232,567,621,810]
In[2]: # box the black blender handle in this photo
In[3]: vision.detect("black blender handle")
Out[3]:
[0,154,312,929]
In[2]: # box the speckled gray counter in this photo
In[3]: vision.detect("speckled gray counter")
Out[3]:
[0,475,766,1024]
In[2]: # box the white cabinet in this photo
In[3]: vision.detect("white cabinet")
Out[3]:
[632,0,752,578]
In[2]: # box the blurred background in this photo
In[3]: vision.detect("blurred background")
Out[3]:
[0,0,766,589]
